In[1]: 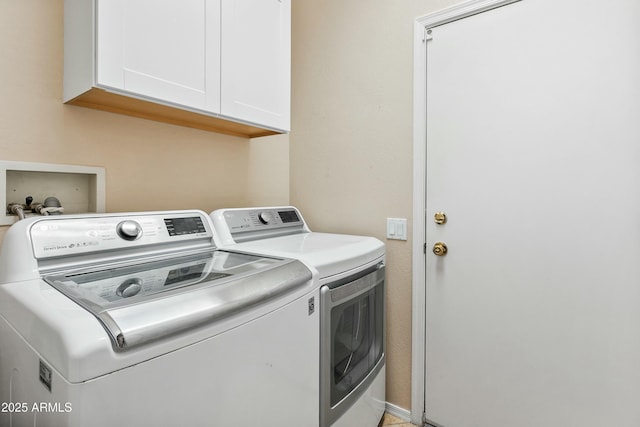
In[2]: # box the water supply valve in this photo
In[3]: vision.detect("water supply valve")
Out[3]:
[35,196,64,215]
[7,196,64,220]
[7,203,26,220]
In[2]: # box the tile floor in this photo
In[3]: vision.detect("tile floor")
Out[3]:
[379,412,420,427]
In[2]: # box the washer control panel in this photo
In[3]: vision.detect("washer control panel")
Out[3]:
[30,211,212,259]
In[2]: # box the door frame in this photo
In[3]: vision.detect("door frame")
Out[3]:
[410,1,522,424]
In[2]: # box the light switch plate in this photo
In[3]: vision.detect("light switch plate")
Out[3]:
[386,218,407,241]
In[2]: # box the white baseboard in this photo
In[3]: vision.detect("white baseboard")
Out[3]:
[385,401,412,422]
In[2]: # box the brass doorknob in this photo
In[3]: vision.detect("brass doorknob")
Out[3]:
[433,242,448,256]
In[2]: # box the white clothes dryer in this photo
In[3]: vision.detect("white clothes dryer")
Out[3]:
[211,206,386,427]
[0,210,318,427]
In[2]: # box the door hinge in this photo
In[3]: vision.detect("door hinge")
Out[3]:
[423,242,427,254]
[424,28,433,42]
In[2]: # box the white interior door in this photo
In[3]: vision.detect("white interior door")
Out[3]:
[425,1,640,426]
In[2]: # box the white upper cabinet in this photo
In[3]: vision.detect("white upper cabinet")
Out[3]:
[221,0,291,131]
[96,0,221,113]
[63,0,290,137]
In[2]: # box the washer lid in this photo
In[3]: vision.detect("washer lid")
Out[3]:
[43,250,312,351]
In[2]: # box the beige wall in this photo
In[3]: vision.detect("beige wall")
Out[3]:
[0,0,467,416]
[290,0,458,411]
[0,0,288,242]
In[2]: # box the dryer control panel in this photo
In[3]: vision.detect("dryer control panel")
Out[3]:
[213,207,308,244]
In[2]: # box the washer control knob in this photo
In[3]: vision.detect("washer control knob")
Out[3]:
[116,278,143,298]
[258,212,271,225]
[117,220,142,241]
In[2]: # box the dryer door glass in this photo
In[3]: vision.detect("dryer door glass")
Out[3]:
[330,276,384,406]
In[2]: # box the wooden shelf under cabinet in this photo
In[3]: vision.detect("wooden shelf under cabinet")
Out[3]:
[65,88,279,139]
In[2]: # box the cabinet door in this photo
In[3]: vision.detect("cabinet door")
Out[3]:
[221,0,291,131]
[96,0,221,113]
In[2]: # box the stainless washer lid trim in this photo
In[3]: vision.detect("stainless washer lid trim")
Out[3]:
[49,258,312,351]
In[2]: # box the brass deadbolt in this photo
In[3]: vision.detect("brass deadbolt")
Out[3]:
[434,212,447,225]
[433,242,448,256]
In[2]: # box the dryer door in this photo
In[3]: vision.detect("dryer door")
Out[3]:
[320,263,385,427]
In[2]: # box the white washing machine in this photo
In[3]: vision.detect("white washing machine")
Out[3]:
[0,210,319,427]
[211,206,386,427]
